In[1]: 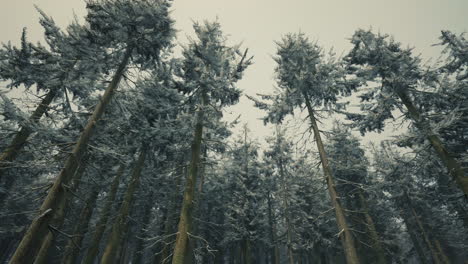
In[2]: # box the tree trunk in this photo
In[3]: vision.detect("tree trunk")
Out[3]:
[433,239,451,264]
[399,208,429,264]
[303,93,360,264]
[159,163,185,264]
[81,163,125,264]
[277,140,294,264]
[267,190,280,264]
[9,46,132,264]
[357,190,386,264]
[133,192,155,264]
[171,92,207,264]
[241,239,252,264]
[32,159,88,264]
[0,88,57,177]
[100,146,148,264]
[404,193,442,264]
[396,90,468,196]
[61,182,101,264]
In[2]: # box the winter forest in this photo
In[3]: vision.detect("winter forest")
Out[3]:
[0,0,467,264]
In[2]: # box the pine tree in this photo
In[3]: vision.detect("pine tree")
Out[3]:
[251,32,360,264]
[344,29,468,196]
[171,20,251,264]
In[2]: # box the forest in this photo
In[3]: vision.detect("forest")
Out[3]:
[0,0,467,263]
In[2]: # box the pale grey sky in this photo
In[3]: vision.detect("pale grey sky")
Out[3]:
[1,0,467,145]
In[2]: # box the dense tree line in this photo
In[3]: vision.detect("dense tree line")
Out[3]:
[0,0,466,263]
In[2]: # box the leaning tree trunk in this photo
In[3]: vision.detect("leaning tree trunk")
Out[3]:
[404,192,443,264]
[100,146,148,264]
[9,46,132,264]
[396,90,468,196]
[0,88,57,174]
[0,88,58,202]
[61,182,101,264]
[433,239,451,264]
[357,190,386,264]
[81,163,125,264]
[32,158,89,264]
[303,93,360,264]
[398,202,429,264]
[171,92,207,264]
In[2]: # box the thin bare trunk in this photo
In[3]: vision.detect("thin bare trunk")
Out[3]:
[61,183,101,264]
[9,46,132,264]
[277,144,294,264]
[405,193,442,264]
[81,164,125,264]
[396,90,468,196]
[399,207,429,264]
[100,146,148,264]
[357,191,386,264]
[241,239,252,264]
[171,92,206,264]
[303,93,360,264]
[133,192,155,264]
[433,239,451,264]
[267,190,280,264]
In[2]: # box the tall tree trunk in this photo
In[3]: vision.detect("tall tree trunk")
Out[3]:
[100,146,148,264]
[357,190,386,264]
[133,192,155,264]
[61,182,101,264]
[0,88,57,180]
[9,46,132,264]
[396,90,468,195]
[433,239,451,264]
[186,147,207,264]
[159,163,185,264]
[32,159,89,264]
[171,92,207,264]
[81,163,125,264]
[240,239,252,264]
[303,93,360,264]
[277,137,294,264]
[404,193,442,264]
[267,190,280,264]
[399,207,429,264]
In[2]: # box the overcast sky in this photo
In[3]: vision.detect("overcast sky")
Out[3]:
[1,0,467,145]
